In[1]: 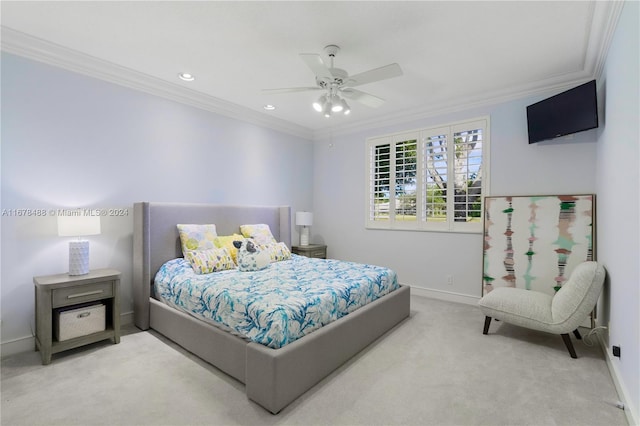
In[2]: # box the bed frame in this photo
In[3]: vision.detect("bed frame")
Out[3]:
[133,202,410,413]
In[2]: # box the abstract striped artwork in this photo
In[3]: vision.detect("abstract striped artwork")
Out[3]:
[482,194,594,296]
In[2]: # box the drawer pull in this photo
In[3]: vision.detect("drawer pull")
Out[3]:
[67,290,104,299]
[77,312,91,319]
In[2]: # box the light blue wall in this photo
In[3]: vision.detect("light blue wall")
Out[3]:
[312,93,598,299]
[1,6,637,415]
[0,53,314,347]
[596,1,639,420]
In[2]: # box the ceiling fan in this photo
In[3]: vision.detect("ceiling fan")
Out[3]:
[263,45,403,117]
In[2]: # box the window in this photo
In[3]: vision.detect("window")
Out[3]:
[366,117,489,232]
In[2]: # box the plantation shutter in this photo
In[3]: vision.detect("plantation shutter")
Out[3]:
[422,128,449,229]
[368,138,391,224]
[450,119,486,229]
[394,138,418,223]
[366,116,489,232]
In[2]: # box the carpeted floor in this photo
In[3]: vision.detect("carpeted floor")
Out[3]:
[1,295,627,426]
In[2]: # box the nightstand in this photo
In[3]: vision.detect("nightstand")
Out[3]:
[291,244,327,259]
[34,268,121,365]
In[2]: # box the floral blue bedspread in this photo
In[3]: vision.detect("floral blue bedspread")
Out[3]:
[154,254,399,348]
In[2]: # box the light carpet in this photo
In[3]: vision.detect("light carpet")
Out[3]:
[1,295,627,425]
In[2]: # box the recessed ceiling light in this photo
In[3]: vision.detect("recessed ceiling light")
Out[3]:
[263,104,276,111]
[178,73,195,81]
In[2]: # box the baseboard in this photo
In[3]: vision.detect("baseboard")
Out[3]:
[120,311,134,327]
[1,311,134,358]
[0,335,36,358]
[408,285,481,306]
[598,334,639,426]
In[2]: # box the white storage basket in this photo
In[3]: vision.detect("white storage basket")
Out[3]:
[55,303,105,341]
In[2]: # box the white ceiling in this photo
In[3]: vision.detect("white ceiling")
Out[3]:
[0,1,621,139]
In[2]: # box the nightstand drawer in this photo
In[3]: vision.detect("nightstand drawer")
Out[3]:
[307,248,326,258]
[52,282,113,308]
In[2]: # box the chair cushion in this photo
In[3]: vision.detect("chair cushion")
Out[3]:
[478,261,605,335]
[478,287,554,333]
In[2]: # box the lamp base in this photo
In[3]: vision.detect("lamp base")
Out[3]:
[69,240,90,275]
[300,227,310,246]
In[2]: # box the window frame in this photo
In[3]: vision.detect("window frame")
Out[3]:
[365,116,490,233]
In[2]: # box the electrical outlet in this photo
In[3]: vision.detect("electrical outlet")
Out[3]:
[613,345,621,358]
[447,275,454,285]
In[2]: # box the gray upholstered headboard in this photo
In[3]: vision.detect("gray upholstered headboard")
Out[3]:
[133,202,291,329]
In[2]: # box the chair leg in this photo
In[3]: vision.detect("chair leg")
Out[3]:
[483,316,492,335]
[561,334,578,358]
[573,329,582,340]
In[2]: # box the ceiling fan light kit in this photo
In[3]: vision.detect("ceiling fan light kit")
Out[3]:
[263,44,403,118]
[322,101,332,118]
[312,94,327,112]
[330,94,344,112]
[343,102,351,115]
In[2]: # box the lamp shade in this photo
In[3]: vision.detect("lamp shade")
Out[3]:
[58,215,101,237]
[295,212,313,227]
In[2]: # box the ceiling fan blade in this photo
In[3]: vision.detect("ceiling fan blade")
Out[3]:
[299,53,334,81]
[340,88,385,108]
[262,87,322,94]
[345,63,403,87]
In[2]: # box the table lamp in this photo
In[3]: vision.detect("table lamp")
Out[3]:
[58,214,101,275]
[295,211,313,246]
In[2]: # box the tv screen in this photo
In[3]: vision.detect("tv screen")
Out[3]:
[526,80,598,144]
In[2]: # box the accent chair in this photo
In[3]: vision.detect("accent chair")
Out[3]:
[478,261,606,358]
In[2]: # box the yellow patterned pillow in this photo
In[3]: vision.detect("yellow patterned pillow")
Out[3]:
[213,234,244,264]
[177,224,218,253]
[184,247,235,274]
[240,224,277,246]
[259,242,292,263]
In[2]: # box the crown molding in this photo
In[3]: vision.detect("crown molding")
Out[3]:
[1,27,314,141]
[2,0,622,143]
[313,72,593,141]
[585,0,625,80]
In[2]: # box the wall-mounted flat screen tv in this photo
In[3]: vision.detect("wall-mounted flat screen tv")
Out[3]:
[526,80,598,144]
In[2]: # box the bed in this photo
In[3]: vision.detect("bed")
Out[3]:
[133,202,410,413]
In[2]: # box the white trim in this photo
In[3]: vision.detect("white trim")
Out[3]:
[0,335,36,358]
[587,1,626,81]
[409,285,481,306]
[0,27,313,141]
[598,335,639,426]
[1,2,622,143]
[315,76,592,140]
[0,311,134,358]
